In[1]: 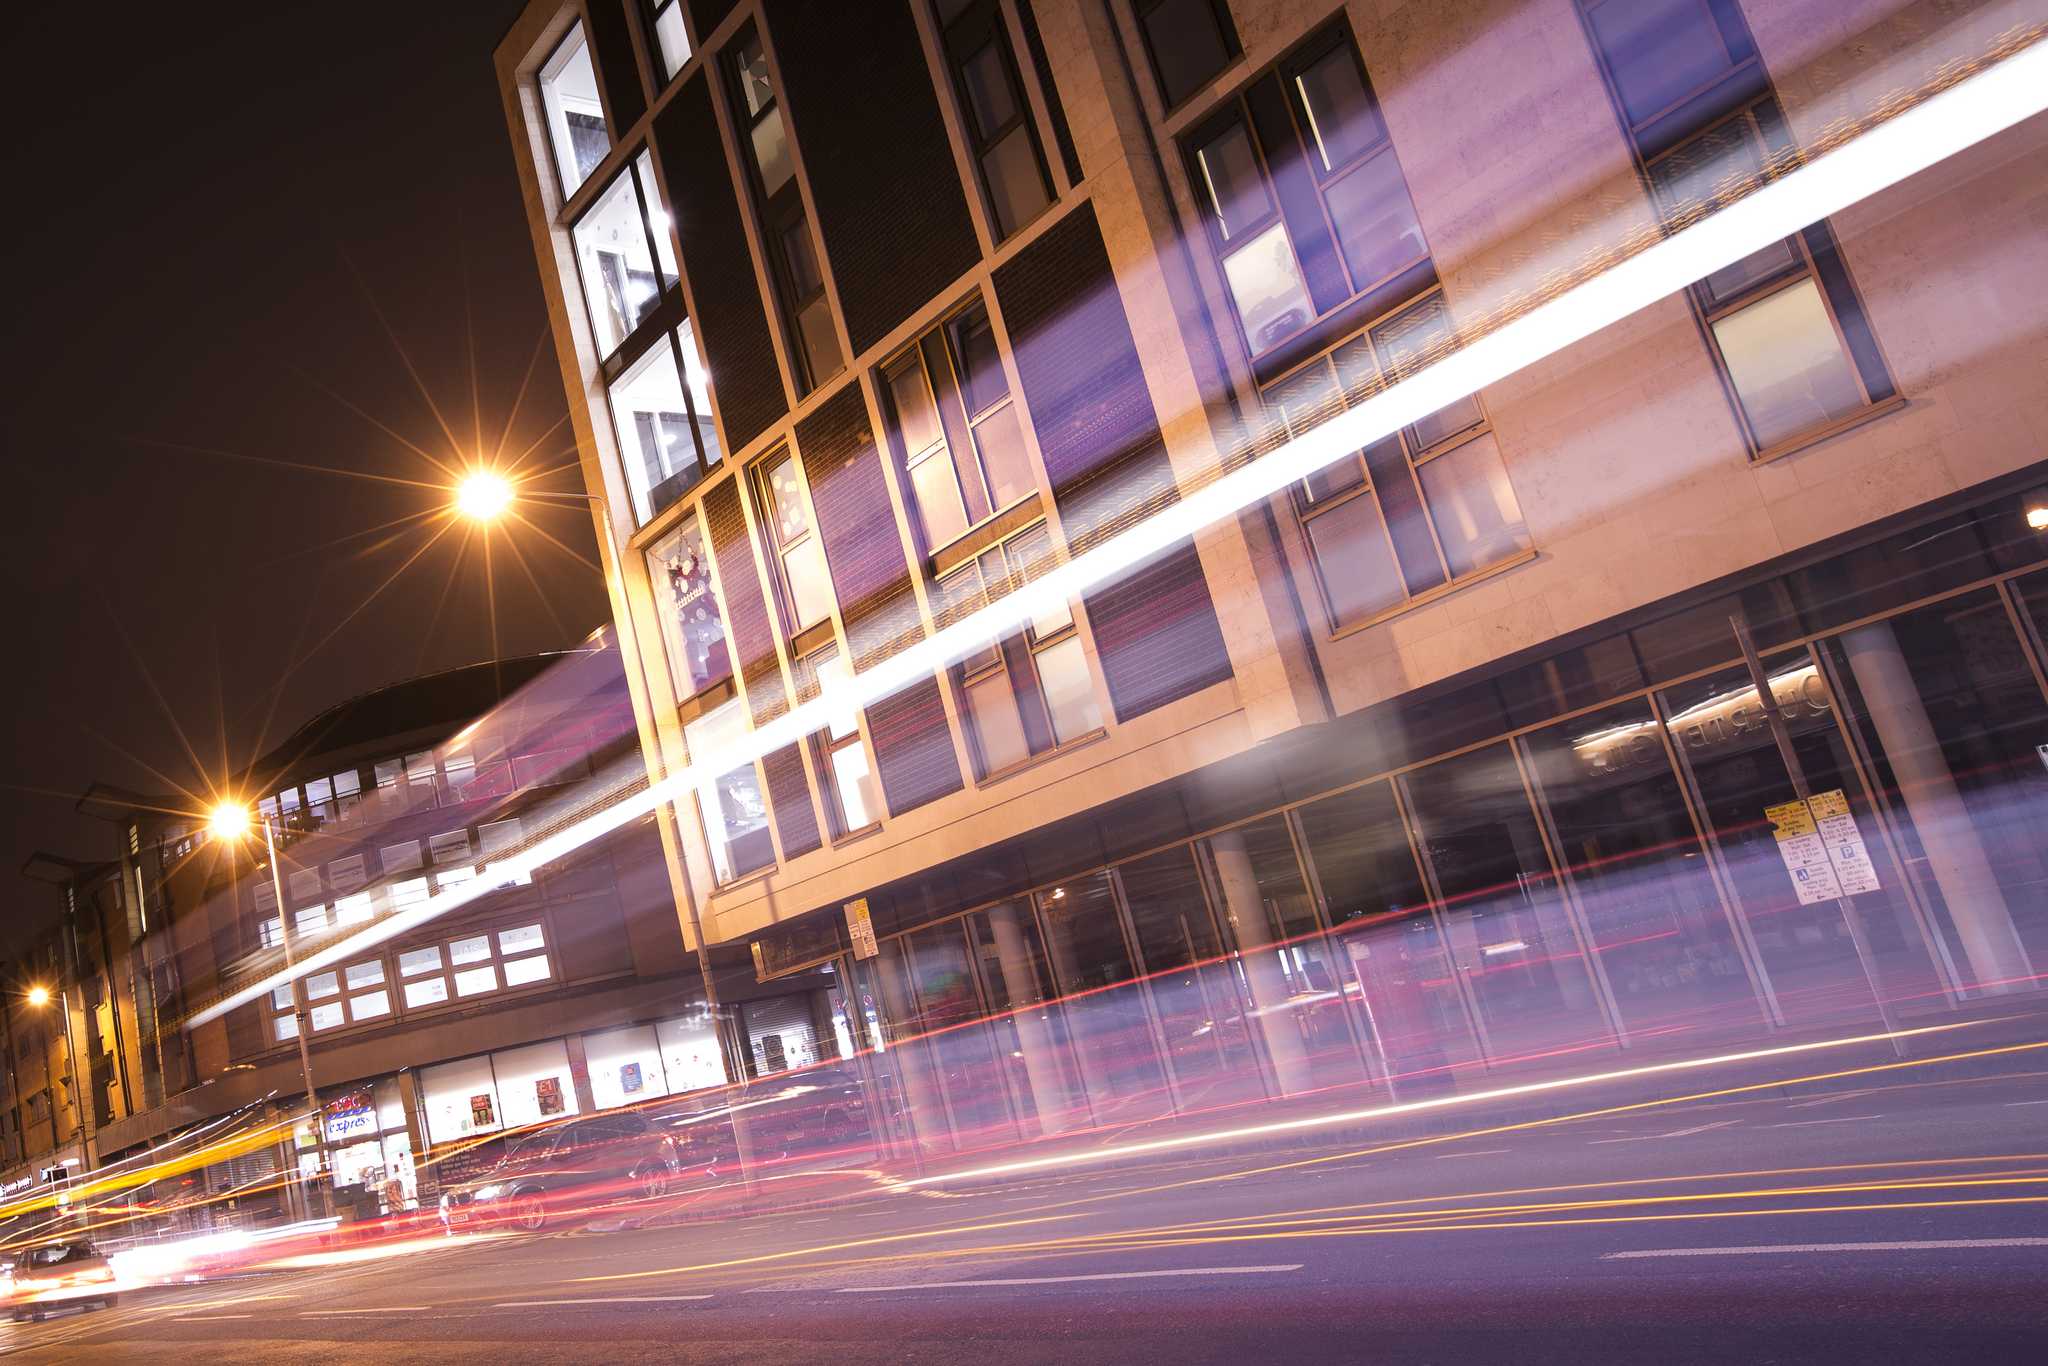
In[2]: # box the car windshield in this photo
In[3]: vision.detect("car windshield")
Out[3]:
[28,1245,92,1267]
[503,1128,561,1158]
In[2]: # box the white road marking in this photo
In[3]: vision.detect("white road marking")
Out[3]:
[2005,1099,2048,1107]
[838,1265,1304,1292]
[173,1314,253,1322]
[1787,1088,1881,1109]
[1589,1120,1740,1144]
[1432,1148,1512,1158]
[495,1295,714,1307]
[300,1306,432,1315]
[1769,1115,1879,1127]
[1605,1238,2048,1260]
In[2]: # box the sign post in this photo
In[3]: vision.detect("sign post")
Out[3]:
[844,898,878,959]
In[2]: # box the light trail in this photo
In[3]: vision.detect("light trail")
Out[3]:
[183,27,2048,1030]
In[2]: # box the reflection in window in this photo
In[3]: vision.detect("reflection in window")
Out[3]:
[802,646,882,835]
[647,513,731,700]
[646,0,691,81]
[571,154,678,357]
[685,697,775,882]
[1136,0,1238,109]
[538,22,609,197]
[1710,278,1866,449]
[757,451,834,630]
[609,326,719,525]
[937,2,1053,239]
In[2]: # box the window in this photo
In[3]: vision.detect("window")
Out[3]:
[1578,0,1895,453]
[1134,0,1239,110]
[267,958,392,1040]
[797,646,883,835]
[391,923,553,1013]
[1186,28,1428,365]
[429,831,473,867]
[609,319,723,525]
[380,841,422,875]
[328,855,368,895]
[935,1,1052,239]
[1266,290,1530,629]
[644,0,692,81]
[479,819,524,857]
[648,511,733,701]
[726,28,842,390]
[538,21,610,198]
[684,697,775,882]
[879,302,1037,553]
[571,151,679,358]
[754,450,835,631]
[935,521,1102,776]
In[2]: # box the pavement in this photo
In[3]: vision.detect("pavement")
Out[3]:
[8,1023,2048,1362]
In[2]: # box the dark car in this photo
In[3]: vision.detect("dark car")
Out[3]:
[4,1242,118,1320]
[439,1111,680,1233]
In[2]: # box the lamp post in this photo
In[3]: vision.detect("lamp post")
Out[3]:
[25,983,93,1183]
[208,802,326,1217]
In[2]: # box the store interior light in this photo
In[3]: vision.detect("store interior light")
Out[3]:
[2026,503,2048,531]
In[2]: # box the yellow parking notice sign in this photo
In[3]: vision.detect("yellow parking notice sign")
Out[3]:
[1767,797,1841,904]
[1766,799,1817,838]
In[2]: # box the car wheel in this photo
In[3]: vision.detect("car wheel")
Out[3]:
[100,1295,118,1311]
[633,1164,667,1200]
[510,1193,548,1233]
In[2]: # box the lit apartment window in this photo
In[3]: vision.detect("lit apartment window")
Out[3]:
[647,511,733,700]
[393,924,551,1013]
[1266,291,1530,629]
[271,957,391,1041]
[684,697,775,882]
[753,449,835,633]
[643,0,692,81]
[572,150,679,358]
[879,302,1036,554]
[796,645,883,836]
[538,20,611,198]
[725,27,843,391]
[1186,27,1427,362]
[935,522,1101,775]
[934,0,1052,240]
[609,318,724,524]
[1578,0,1895,453]
[1133,0,1239,110]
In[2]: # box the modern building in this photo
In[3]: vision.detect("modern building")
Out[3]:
[486,0,2048,1156]
[0,633,838,1231]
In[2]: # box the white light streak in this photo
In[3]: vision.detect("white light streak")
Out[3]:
[187,36,2048,1031]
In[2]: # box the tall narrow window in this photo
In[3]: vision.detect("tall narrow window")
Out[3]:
[1134,0,1239,110]
[571,150,678,357]
[726,28,843,391]
[685,697,775,882]
[1185,27,1429,368]
[935,522,1102,776]
[1267,290,1530,629]
[647,512,732,701]
[644,0,692,81]
[754,450,835,632]
[797,645,884,836]
[935,1,1053,240]
[879,301,1038,554]
[538,21,610,198]
[608,320,723,524]
[1578,0,1895,454]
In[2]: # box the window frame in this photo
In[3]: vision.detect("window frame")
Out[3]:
[933,0,1056,242]
[639,0,694,86]
[1180,23,1435,379]
[1263,286,1532,633]
[749,446,837,638]
[571,150,679,366]
[722,23,843,394]
[536,18,613,202]
[794,643,885,840]
[607,317,724,527]
[1573,0,1898,460]
[1132,0,1242,114]
[646,504,738,705]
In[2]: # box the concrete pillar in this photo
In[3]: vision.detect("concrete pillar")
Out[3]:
[987,902,1075,1137]
[1842,621,2034,993]
[872,950,953,1152]
[1208,833,1316,1096]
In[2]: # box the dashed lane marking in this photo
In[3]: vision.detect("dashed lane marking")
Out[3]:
[836,1265,1304,1292]
[1605,1238,2048,1260]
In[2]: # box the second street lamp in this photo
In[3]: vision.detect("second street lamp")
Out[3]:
[25,983,92,1185]
[209,799,327,1217]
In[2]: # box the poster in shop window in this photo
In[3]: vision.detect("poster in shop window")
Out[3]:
[619,1062,644,1095]
[535,1076,566,1117]
[470,1093,496,1130]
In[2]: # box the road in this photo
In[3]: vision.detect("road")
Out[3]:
[9,1040,2047,1362]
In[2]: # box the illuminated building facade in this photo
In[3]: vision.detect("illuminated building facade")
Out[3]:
[495,0,2048,1152]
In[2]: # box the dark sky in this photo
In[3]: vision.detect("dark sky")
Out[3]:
[0,3,608,939]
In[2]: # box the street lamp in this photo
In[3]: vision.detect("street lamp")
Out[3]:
[209,799,327,1216]
[453,470,515,523]
[25,981,93,1180]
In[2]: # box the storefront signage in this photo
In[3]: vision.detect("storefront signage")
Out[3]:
[752,913,845,981]
[0,1174,33,1198]
[324,1095,376,1144]
[1767,789,1880,905]
[845,898,878,959]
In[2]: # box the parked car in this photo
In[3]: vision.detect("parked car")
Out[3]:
[3,1242,117,1320]
[439,1111,680,1233]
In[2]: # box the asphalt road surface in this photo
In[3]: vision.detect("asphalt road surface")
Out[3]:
[9,1041,2047,1363]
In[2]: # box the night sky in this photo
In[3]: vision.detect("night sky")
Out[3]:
[0,3,608,941]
